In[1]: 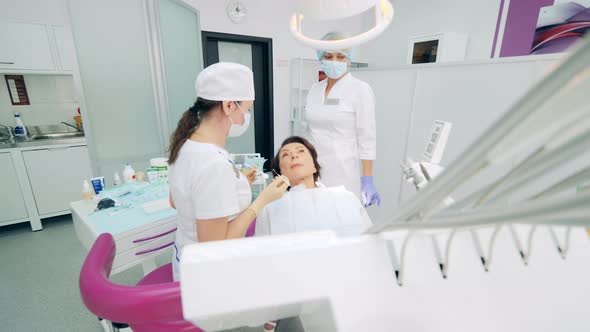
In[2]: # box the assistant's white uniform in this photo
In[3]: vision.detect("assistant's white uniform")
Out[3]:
[304,73,376,198]
[255,183,371,237]
[168,140,251,280]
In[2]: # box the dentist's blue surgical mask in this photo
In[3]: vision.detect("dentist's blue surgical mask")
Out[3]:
[321,60,348,79]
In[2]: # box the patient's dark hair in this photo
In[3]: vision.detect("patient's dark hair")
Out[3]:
[270,136,321,182]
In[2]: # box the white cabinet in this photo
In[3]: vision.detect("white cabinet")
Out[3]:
[0,152,29,224]
[52,25,75,72]
[22,145,92,216]
[0,21,55,71]
[0,21,77,74]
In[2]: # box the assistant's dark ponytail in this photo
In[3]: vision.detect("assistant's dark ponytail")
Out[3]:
[168,98,221,164]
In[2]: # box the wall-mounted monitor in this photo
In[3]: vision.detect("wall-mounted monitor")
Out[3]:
[408,33,468,65]
[411,40,439,64]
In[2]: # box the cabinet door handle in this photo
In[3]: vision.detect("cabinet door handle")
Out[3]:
[132,228,177,243]
[0,62,15,65]
[135,241,174,255]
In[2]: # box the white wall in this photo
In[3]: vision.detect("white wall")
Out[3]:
[358,0,502,67]
[353,55,561,224]
[183,0,366,150]
[0,75,79,126]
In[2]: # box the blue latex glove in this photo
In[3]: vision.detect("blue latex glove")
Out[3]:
[361,176,381,207]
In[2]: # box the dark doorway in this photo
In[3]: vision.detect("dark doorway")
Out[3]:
[202,31,274,168]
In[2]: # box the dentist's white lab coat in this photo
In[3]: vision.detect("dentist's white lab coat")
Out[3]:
[255,183,371,237]
[304,73,376,198]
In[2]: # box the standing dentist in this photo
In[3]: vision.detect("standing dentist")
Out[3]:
[304,32,381,207]
[168,62,288,280]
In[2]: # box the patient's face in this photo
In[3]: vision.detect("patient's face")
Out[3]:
[278,143,316,184]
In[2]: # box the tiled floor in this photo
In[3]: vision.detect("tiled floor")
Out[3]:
[0,215,262,332]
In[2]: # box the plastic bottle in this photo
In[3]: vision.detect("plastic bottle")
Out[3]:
[113,172,122,186]
[14,113,27,137]
[82,180,94,201]
[123,163,136,184]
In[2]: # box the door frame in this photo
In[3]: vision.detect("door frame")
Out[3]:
[201,31,274,167]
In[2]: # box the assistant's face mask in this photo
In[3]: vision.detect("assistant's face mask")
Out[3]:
[228,102,251,137]
[321,60,348,79]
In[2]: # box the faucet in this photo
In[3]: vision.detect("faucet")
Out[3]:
[61,121,83,132]
[0,124,14,140]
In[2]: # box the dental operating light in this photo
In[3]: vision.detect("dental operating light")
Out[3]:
[290,0,394,49]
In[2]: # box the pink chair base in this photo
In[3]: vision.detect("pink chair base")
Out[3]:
[79,234,203,332]
[137,263,174,286]
[132,263,203,332]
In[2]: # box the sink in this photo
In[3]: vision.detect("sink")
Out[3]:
[0,130,16,147]
[0,127,12,143]
[0,124,85,148]
[0,134,11,143]
[30,132,85,140]
[27,124,84,140]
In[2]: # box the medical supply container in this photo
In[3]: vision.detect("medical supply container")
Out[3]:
[150,158,168,182]
[82,180,94,201]
[113,172,122,186]
[123,163,136,183]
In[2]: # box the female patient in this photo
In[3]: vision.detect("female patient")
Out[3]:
[255,136,371,237]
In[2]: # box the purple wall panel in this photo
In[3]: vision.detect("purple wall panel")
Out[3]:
[499,0,555,57]
[491,0,507,57]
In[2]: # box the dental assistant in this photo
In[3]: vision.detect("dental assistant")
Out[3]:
[167,62,288,280]
[304,32,381,207]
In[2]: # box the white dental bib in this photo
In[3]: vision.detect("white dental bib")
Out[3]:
[255,182,371,237]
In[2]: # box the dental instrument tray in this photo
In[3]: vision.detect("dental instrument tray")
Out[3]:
[88,182,176,233]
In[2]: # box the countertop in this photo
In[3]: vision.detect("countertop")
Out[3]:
[0,136,87,150]
[73,182,176,235]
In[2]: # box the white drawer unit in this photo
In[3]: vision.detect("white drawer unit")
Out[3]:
[23,145,92,216]
[114,219,177,254]
[71,198,178,276]
[112,231,175,272]
[0,152,29,225]
[1,141,89,231]
[111,218,177,272]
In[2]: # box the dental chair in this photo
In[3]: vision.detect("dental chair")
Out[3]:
[79,233,203,332]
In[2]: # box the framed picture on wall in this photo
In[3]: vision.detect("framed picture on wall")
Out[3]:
[533,1,590,54]
[491,0,590,57]
[4,75,30,106]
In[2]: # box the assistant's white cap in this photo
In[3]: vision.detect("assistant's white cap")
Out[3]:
[195,62,255,101]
